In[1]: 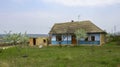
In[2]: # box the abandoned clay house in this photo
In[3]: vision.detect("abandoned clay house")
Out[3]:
[49,20,106,46]
[28,34,49,46]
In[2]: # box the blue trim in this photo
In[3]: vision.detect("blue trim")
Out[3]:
[51,33,101,45]
[79,41,100,45]
[52,41,100,45]
[52,41,71,45]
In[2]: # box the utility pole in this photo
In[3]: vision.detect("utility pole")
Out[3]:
[78,15,80,21]
[114,25,116,35]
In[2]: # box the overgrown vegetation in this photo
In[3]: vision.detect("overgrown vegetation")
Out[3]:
[74,29,87,45]
[0,46,120,67]
[106,33,120,46]
[1,31,30,57]
[3,31,29,46]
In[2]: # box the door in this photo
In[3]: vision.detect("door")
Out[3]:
[33,38,36,45]
[72,35,77,44]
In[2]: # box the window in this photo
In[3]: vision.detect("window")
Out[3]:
[85,37,88,41]
[56,35,62,41]
[43,39,46,43]
[91,36,95,41]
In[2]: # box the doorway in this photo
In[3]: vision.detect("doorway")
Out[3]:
[72,35,77,44]
[33,38,36,45]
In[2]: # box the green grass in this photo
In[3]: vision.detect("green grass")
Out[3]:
[0,45,120,67]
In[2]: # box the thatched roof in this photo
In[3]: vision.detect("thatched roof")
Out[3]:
[49,20,105,34]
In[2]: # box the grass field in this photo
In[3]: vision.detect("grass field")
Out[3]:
[0,45,120,67]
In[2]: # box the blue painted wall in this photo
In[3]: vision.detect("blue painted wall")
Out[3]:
[88,33,100,41]
[79,33,100,45]
[51,35,71,45]
[79,41,100,45]
[52,41,71,45]
[51,33,100,45]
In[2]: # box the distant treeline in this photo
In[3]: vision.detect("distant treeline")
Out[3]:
[0,34,48,38]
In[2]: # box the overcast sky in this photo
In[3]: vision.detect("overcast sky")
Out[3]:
[0,0,120,34]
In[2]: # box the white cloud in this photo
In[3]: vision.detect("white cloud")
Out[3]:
[43,0,120,7]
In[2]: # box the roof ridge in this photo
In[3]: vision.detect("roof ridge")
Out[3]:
[54,20,92,24]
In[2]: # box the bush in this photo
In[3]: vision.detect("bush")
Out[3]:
[107,34,120,46]
[116,41,120,46]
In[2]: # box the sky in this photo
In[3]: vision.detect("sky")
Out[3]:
[0,0,120,34]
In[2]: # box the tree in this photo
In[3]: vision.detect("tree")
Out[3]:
[74,29,87,45]
[3,31,29,46]
[19,32,29,46]
[3,31,29,57]
[3,31,21,45]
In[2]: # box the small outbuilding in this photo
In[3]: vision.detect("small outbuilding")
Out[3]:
[28,34,49,46]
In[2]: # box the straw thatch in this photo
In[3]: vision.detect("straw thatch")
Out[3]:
[49,20,105,34]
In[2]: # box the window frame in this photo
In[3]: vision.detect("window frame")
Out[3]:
[91,36,95,41]
[56,35,62,41]
[85,37,88,41]
[43,39,46,43]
